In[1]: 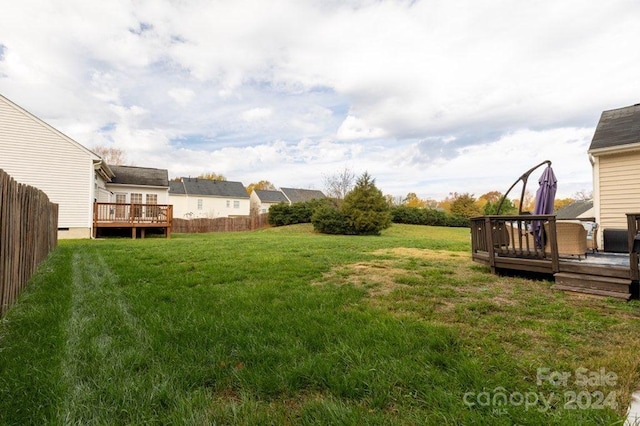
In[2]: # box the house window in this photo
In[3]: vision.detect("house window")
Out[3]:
[146,194,158,218]
[197,199,203,210]
[115,194,126,219]
[226,200,230,208]
[234,200,240,209]
[131,193,143,217]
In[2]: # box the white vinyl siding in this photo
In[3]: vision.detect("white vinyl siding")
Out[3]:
[0,95,98,232]
[169,194,250,219]
[597,151,640,231]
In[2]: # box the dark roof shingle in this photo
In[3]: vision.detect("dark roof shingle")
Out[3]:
[169,178,249,198]
[254,189,288,203]
[556,200,593,219]
[109,165,169,187]
[280,187,326,203]
[589,104,640,151]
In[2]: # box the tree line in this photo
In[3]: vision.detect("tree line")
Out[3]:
[93,147,589,217]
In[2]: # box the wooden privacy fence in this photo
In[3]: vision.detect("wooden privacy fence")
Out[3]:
[0,169,58,316]
[173,213,269,233]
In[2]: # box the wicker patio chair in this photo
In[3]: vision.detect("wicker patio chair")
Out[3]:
[544,222,587,259]
[504,222,537,252]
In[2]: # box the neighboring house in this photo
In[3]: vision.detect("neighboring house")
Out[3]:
[280,187,326,204]
[249,187,327,214]
[0,93,114,239]
[556,200,594,220]
[105,165,169,205]
[588,103,640,245]
[169,178,250,218]
[250,189,289,214]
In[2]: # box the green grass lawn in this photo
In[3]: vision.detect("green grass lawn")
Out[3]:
[1,224,639,424]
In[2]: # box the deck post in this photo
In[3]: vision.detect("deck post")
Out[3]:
[627,214,639,281]
[484,217,496,273]
[92,202,98,239]
[547,217,560,273]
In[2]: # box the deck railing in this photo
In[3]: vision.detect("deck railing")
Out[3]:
[471,215,559,273]
[93,202,173,238]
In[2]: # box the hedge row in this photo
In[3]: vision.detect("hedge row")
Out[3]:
[269,201,470,228]
[389,206,470,227]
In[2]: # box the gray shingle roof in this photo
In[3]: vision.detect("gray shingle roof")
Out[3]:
[109,165,169,187]
[280,187,325,203]
[169,178,249,198]
[254,189,288,203]
[589,104,640,151]
[556,200,594,219]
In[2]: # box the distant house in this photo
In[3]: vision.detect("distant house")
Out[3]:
[249,187,326,214]
[588,103,640,244]
[0,93,114,239]
[556,200,594,220]
[250,189,288,214]
[106,165,170,205]
[280,188,326,204]
[169,178,250,218]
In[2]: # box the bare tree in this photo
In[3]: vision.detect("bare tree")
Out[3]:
[323,167,356,199]
[573,189,593,200]
[93,146,129,165]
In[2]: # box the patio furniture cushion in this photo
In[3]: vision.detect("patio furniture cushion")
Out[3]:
[544,222,587,258]
[504,222,537,251]
[582,221,598,252]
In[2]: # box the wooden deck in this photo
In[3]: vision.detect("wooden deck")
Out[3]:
[93,202,173,239]
[471,214,640,300]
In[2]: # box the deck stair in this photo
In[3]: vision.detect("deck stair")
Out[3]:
[552,272,632,300]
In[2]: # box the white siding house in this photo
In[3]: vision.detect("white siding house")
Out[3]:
[106,165,170,205]
[250,189,288,214]
[588,103,640,248]
[0,94,113,238]
[169,178,250,219]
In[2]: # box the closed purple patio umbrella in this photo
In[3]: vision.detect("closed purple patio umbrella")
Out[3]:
[532,165,557,247]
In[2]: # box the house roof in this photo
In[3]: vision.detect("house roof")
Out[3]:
[280,187,326,203]
[109,165,169,187]
[556,200,594,220]
[169,178,249,198]
[254,189,288,203]
[589,103,640,152]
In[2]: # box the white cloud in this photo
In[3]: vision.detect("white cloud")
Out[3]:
[241,107,272,122]
[336,115,387,140]
[168,88,195,106]
[1,0,638,201]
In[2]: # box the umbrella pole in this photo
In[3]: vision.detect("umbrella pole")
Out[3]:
[496,160,552,215]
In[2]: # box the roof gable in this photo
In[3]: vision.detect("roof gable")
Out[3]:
[169,178,249,198]
[109,165,169,187]
[589,104,640,152]
[280,187,326,203]
[0,94,102,161]
[556,200,594,219]
[254,189,288,203]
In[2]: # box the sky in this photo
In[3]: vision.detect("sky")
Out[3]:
[1,0,639,201]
